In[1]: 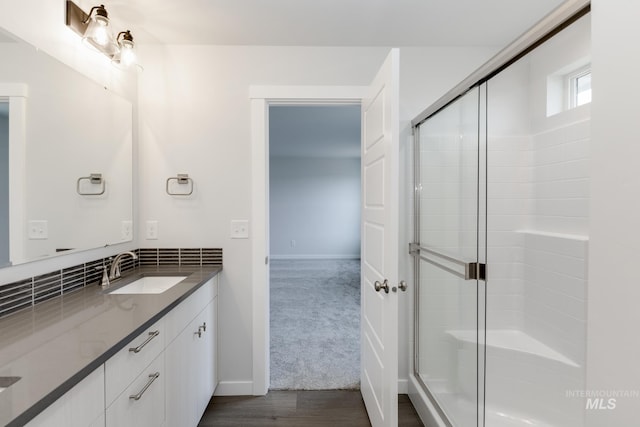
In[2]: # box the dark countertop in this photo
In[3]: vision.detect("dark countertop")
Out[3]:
[0,265,221,427]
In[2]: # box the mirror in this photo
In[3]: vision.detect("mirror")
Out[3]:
[0,27,133,266]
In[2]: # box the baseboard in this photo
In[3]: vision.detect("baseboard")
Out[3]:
[214,381,254,396]
[270,254,361,260]
[398,378,408,394]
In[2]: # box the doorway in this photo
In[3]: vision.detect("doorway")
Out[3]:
[250,54,401,425]
[268,104,362,390]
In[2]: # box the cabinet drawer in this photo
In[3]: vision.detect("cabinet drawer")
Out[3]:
[106,353,164,427]
[165,277,217,345]
[105,317,164,405]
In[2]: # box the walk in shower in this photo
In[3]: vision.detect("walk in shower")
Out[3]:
[411,4,590,427]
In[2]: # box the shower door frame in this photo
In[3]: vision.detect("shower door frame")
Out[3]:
[410,84,487,427]
[408,1,591,426]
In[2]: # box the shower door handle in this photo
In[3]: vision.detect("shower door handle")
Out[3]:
[409,242,486,281]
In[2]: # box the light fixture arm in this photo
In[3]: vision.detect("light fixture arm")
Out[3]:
[82,4,108,24]
[117,30,134,44]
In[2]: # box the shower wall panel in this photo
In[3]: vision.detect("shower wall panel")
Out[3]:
[484,14,591,427]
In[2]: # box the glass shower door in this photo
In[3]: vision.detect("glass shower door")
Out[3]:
[413,87,484,426]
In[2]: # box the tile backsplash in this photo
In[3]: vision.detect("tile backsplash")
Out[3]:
[0,248,222,319]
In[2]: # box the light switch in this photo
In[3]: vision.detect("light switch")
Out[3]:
[146,220,158,240]
[230,220,249,239]
[28,220,48,240]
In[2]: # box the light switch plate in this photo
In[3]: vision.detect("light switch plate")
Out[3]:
[230,220,249,239]
[146,220,158,240]
[121,220,133,241]
[28,220,48,240]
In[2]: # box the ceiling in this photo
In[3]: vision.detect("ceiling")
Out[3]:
[107,0,566,46]
[269,105,361,158]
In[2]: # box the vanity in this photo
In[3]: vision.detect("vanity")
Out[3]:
[0,16,220,427]
[0,266,220,427]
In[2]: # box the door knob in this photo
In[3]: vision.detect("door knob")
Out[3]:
[392,281,407,293]
[374,279,389,294]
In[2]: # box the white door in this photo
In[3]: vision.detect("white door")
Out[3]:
[361,48,400,427]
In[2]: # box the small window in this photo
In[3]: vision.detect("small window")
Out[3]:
[568,67,592,108]
[546,61,591,117]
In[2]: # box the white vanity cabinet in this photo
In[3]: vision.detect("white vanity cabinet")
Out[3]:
[105,354,165,427]
[165,278,218,426]
[26,367,105,427]
[21,275,218,427]
[105,318,166,427]
[194,299,217,416]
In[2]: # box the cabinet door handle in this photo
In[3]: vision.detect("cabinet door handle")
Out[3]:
[129,372,160,401]
[129,330,160,353]
[195,322,208,338]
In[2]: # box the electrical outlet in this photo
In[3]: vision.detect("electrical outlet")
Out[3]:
[121,220,133,241]
[290,240,296,248]
[28,220,48,240]
[230,220,249,239]
[146,220,158,240]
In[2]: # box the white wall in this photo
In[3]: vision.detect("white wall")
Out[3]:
[0,109,8,267]
[138,44,497,391]
[587,0,640,424]
[270,156,361,259]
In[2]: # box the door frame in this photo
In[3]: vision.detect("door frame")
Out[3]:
[0,83,28,266]
[249,85,367,395]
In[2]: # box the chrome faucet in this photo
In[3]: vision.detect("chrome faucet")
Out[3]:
[109,251,138,281]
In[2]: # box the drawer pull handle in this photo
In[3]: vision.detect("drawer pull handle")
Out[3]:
[129,372,160,401]
[129,330,160,353]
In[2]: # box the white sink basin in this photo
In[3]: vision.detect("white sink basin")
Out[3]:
[109,276,187,294]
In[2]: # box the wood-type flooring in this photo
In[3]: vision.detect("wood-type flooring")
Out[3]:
[198,390,424,426]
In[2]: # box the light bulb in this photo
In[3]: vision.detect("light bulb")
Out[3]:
[91,17,110,46]
[119,40,136,67]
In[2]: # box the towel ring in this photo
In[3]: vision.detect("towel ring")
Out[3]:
[166,174,193,196]
[77,173,105,196]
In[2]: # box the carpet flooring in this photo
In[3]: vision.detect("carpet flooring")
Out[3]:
[270,259,361,390]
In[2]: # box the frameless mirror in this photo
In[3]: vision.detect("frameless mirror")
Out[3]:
[0,27,133,267]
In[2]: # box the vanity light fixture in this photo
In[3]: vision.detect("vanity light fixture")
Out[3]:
[82,4,117,54]
[65,0,141,70]
[112,30,141,70]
